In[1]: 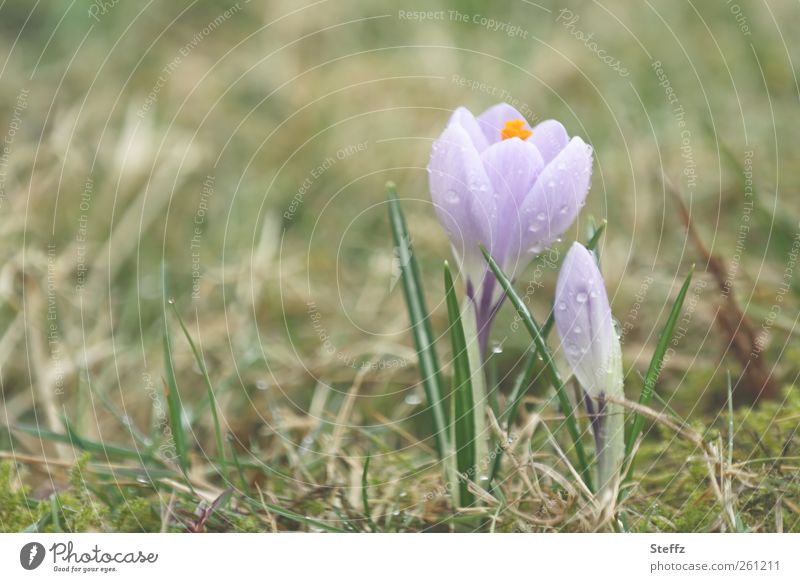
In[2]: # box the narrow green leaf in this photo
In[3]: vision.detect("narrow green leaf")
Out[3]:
[361,454,376,532]
[241,494,347,533]
[171,302,228,482]
[162,268,189,473]
[481,245,593,492]
[386,182,449,459]
[228,436,251,493]
[622,265,694,486]
[444,261,476,506]
[10,424,158,464]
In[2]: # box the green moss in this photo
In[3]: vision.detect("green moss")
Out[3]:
[111,495,162,532]
[0,462,47,532]
[58,454,108,532]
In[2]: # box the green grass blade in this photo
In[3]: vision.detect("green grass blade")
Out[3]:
[481,245,593,492]
[386,182,449,459]
[622,265,694,486]
[586,219,606,266]
[241,494,347,532]
[10,423,159,464]
[361,454,376,532]
[170,302,228,482]
[162,272,189,473]
[444,261,476,506]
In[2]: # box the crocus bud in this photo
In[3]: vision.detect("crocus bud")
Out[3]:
[428,104,593,353]
[554,242,624,495]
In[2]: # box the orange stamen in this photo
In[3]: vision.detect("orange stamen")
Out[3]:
[501,119,532,141]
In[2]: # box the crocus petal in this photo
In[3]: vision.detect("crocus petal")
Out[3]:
[480,137,544,272]
[427,124,495,262]
[529,119,569,164]
[517,136,593,253]
[477,103,532,145]
[448,106,489,152]
[554,242,613,396]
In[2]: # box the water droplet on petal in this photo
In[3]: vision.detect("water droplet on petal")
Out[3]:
[528,223,540,233]
[576,292,588,304]
[557,302,567,311]
[536,212,546,221]
[445,190,460,203]
[547,180,556,188]
[573,325,582,334]
[559,205,569,215]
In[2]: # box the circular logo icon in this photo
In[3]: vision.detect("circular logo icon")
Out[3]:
[20,542,46,570]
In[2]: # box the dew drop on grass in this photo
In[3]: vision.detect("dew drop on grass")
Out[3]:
[256,380,269,391]
[404,392,422,406]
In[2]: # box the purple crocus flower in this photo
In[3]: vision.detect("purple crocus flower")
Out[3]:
[554,242,624,495]
[428,103,593,354]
